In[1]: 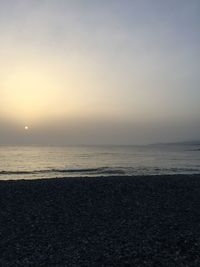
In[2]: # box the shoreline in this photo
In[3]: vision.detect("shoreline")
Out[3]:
[1,172,200,182]
[1,174,200,266]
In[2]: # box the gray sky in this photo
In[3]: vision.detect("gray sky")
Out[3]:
[0,0,200,145]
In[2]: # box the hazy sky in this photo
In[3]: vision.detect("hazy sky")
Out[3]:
[0,0,200,145]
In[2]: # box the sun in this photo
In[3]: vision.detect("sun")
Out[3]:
[25,126,29,130]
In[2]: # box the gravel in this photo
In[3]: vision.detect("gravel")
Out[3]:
[1,174,200,266]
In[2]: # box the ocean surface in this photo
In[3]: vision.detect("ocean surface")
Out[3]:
[0,144,200,180]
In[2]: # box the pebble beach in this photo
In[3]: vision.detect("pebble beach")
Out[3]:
[1,175,200,266]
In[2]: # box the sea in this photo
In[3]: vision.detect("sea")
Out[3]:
[0,144,200,180]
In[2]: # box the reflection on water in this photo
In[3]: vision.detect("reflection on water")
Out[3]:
[0,145,200,180]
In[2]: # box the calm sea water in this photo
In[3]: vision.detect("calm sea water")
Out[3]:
[0,145,200,180]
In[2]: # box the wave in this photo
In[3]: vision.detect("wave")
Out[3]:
[52,167,125,174]
[0,167,125,176]
[1,166,199,177]
[0,170,49,175]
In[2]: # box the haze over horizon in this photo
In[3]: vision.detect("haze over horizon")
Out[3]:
[0,0,200,145]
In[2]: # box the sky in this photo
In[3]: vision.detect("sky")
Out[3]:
[0,0,200,145]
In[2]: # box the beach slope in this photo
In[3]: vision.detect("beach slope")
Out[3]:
[1,175,200,266]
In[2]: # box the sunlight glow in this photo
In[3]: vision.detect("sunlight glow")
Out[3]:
[1,63,59,122]
[0,56,102,124]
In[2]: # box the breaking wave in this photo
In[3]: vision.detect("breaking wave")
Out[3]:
[0,167,125,176]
